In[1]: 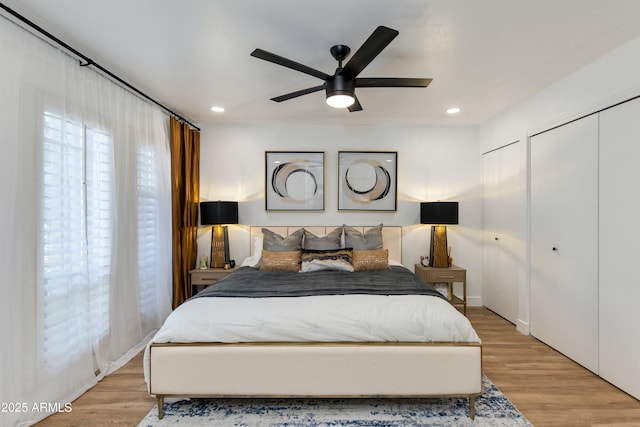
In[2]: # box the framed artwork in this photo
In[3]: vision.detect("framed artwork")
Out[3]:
[265,151,324,211]
[338,151,397,211]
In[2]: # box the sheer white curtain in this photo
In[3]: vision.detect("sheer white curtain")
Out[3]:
[0,15,172,427]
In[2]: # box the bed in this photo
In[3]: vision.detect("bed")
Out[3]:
[145,225,482,419]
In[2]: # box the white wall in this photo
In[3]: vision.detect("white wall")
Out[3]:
[480,34,640,333]
[198,122,484,306]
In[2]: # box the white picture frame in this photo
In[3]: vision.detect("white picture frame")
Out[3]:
[338,151,397,211]
[265,151,325,211]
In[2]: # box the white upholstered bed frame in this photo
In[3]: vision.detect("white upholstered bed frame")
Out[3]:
[148,226,482,419]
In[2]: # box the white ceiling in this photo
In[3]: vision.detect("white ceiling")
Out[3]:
[4,0,640,127]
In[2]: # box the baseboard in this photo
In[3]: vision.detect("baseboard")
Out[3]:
[516,318,530,335]
[466,296,482,307]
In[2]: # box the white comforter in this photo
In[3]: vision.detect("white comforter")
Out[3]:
[149,294,479,344]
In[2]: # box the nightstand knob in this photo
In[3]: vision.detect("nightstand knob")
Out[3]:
[494,237,499,241]
[552,247,558,251]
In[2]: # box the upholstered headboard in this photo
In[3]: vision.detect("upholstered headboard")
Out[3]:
[249,226,402,262]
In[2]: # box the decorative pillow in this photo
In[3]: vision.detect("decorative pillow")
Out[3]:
[343,224,383,250]
[262,228,304,252]
[241,236,264,267]
[352,249,390,271]
[259,250,301,272]
[300,248,354,273]
[240,254,259,268]
[303,227,343,250]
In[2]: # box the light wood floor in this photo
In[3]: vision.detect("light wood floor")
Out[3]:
[34,307,640,426]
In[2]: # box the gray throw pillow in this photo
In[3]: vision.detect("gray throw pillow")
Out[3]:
[343,224,383,250]
[303,227,343,250]
[262,228,304,252]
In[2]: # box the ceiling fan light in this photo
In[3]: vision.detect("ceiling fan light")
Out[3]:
[326,93,355,108]
[325,75,356,108]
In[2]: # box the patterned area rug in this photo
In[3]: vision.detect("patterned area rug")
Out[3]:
[138,375,531,426]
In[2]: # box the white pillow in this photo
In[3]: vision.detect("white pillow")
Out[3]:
[240,237,264,267]
[240,255,259,267]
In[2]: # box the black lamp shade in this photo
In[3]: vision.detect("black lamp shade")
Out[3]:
[420,202,458,225]
[200,201,238,225]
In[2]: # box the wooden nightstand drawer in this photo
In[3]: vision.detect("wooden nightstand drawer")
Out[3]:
[191,270,231,285]
[423,268,466,283]
[190,267,238,293]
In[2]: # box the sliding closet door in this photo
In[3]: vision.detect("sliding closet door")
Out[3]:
[482,141,525,324]
[530,115,598,373]
[599,97,640,399]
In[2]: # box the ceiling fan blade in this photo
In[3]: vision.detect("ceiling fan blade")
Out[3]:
[356,77,433,88]
[251,49,330,81]
[339,26,399,79]
[348,96,363,112]
[270,84,326,102]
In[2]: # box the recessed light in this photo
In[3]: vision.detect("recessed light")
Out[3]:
[211,106,225,113]
[446,107,461,114]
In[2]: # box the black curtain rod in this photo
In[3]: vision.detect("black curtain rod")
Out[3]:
[0,2,200,131]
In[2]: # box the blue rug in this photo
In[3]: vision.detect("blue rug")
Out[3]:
[138,375,531,426]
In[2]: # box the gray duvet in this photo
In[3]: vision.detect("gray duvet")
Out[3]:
[193,266,446,300]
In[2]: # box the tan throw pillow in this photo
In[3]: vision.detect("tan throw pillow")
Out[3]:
[259,250,301,272]
[352,249,390,271]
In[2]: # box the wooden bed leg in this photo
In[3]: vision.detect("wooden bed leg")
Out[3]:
[157,395,164,419]
[469,394,476,419]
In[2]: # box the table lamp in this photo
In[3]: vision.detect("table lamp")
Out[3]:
[200,201,238,268]
[420,201,458,268]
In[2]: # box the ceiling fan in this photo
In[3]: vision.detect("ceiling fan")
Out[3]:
[250,26,432,112]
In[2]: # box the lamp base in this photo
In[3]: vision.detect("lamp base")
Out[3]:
[210,225,230,268]
[429,225,449,268]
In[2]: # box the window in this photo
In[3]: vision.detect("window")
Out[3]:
[137,143,160,330]
[41,110,112,368]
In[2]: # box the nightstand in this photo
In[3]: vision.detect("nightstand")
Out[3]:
[190,267,238,294]
[414,264,467,315]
